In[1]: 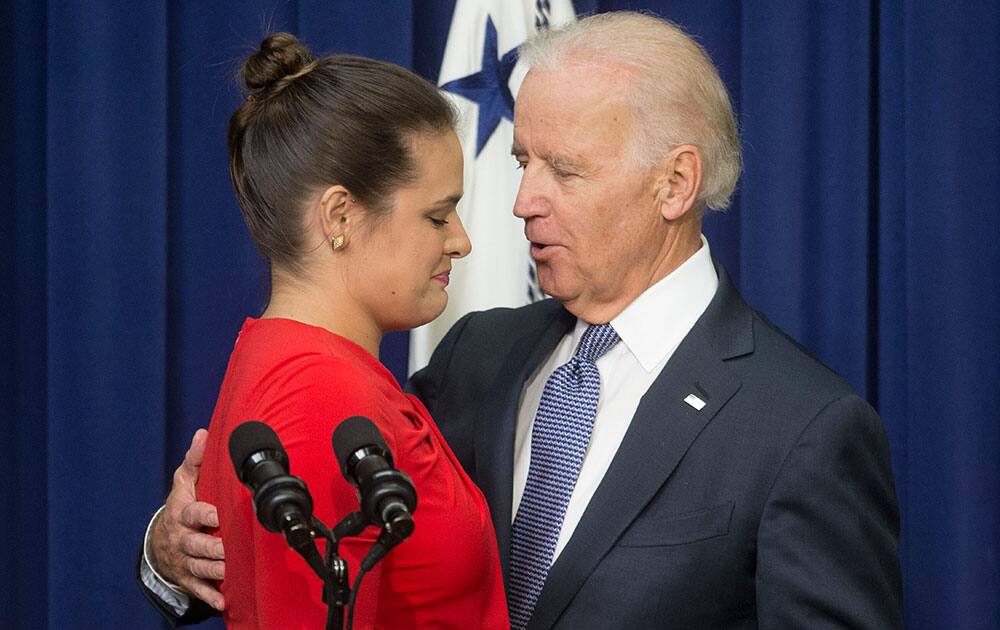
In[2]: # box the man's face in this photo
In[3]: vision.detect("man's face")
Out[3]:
[512,63,670,321]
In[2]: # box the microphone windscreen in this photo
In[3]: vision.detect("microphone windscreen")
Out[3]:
[332,416,387,474]
[229,420,284,478]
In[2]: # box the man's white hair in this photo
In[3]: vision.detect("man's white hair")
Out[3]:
[520,12,742,210]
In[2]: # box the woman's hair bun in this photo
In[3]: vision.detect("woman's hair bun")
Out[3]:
[243,32,314,92]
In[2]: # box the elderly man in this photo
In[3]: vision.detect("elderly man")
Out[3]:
[141,12,903,629]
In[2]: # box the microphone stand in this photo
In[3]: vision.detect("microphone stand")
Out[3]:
[288,511,368,630]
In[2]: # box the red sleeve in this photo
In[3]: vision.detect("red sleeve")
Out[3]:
[247,355,399,630]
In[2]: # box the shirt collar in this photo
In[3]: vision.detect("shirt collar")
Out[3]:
[571,235,718,372]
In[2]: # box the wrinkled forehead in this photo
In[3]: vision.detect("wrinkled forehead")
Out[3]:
[517,58,635,109]
[513,63,635,157]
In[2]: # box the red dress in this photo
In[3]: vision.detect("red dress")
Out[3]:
[198,318,509,629]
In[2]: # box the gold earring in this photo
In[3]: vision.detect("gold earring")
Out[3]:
[331,234,345,250]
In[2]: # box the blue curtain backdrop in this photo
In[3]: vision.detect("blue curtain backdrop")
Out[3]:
[2,1,997,628]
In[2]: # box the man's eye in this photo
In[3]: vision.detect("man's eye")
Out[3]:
[554,168,575,179]
[430,217,449,227]
[514,160,526,170]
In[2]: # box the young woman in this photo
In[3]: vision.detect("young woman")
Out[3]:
[197,33,508,629]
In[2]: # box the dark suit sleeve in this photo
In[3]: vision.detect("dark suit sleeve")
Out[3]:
[406,313,482,478]
[406,312,475,414]
[136,548,219,626]
[755,394,904,629]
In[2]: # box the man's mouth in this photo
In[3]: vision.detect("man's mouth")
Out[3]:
[529,242,556,260]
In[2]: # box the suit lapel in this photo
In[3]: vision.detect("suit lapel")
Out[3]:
[475,302,576,585]
[527,265,754,630]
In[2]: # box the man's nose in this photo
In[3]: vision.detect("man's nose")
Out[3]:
[513,173,546,219]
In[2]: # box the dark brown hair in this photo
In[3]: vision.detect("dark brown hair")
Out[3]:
[228,32,457,268]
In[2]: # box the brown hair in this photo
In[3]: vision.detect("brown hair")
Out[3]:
[228,32,457,268]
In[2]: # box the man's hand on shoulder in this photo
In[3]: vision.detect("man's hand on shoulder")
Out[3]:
[149,428,227,611]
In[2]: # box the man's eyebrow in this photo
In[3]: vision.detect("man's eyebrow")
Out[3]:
[546,155,585,171]
[510,143,588,175]
[510,144,584,169]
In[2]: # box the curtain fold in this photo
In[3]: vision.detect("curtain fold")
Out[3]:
[44,3,170,626]
[3,4,50,629]
[879,3,1000,625]
[3,1,997,627]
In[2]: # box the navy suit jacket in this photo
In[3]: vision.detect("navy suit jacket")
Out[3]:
[409,263,903,629]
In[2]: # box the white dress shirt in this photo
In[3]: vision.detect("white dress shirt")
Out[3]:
[512,236,718,562]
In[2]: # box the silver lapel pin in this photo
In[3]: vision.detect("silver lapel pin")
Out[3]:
[684,393,707,411]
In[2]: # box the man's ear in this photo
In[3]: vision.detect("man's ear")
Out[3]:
[317,184,358,249]
[654,144,703,222]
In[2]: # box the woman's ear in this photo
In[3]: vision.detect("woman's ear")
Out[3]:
[318,185,355,250]
[654,144,704,221]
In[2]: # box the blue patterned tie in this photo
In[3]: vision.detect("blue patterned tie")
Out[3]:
[508,323,621,629]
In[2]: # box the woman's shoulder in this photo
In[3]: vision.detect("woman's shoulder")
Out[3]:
[236,318,390,381]
[230,318,406,446]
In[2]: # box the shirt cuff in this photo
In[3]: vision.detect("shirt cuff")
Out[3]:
[140,505,191,617]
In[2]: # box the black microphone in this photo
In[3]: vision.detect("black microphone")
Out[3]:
[229,421,322,570]
[332,416,417,569]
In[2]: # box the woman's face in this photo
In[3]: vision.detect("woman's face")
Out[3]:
[345,130,471,331]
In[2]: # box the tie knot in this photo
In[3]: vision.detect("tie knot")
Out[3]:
[575,323,620,362]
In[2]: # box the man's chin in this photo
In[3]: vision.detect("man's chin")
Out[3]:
[536,277,577,307]
[537,280,610,321]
